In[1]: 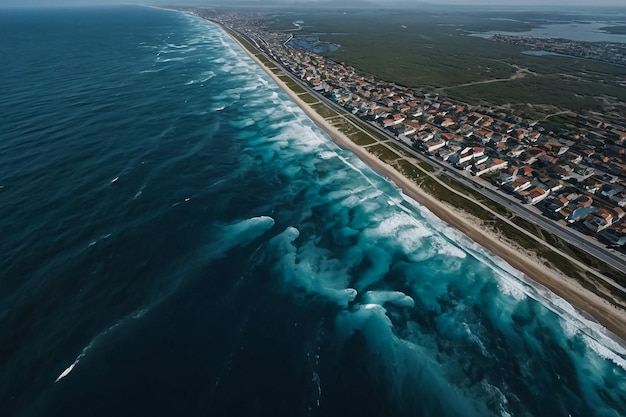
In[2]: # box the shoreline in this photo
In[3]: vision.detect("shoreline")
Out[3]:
[221,25,626,344]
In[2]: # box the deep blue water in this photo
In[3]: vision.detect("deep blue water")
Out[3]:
[1,6,625,417]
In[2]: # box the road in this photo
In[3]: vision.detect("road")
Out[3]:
[294,70,626,275]
[246,32,626,281]
[369,120,626,276]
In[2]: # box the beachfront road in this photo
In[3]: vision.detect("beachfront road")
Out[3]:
[372,123,626,276]
[302,78,626,276]
[259,44,626,278]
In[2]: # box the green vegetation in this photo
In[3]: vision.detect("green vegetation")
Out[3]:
[420,174,625,295]
[511,216,541,236]
[511,216,626,288]
[483,199,511,217]
[416,160,435,173]
[254,53,275,68]
[439,175,485,200]
[299,93,319,104]
[282,79,307,94]
[274,9,626,118]
[448,71,626,116]
[348,131,377,146]
[438,176,511,216]
[386,141,413,158]
[393,159,422,182]
[350,118,389,141]
[366,144,401,163]
[297,12,519,83]
[331,33,517,88]
[418,177,495,221]
[310,102,340,118]
[562,242,626,287]
[492,219,591,283]
[324,117,378,145]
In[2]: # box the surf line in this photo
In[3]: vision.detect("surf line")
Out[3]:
[54,308,148,382]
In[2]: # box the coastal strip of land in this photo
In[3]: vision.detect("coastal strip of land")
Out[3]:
[217,22,626,344]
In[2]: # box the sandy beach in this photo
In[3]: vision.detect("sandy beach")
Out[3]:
[228,34,626,344]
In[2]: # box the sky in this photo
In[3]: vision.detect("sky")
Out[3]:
[1,0,626,7]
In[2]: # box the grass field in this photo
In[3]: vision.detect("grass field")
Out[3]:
[366,144,401,163]
[298,93,319,104]
[393,159,422,182]
[310,102,340,119]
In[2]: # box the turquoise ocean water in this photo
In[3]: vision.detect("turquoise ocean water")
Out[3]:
[1,6,625,417]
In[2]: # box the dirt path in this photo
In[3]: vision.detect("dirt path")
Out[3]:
[444,65,535,90]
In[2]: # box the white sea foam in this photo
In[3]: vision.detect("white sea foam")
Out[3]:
[55,358,80,382]
[370,211,412,236]
[185,70,216,85]
[164,42,188,49]
[480,381,512,417]
[583,335,626,370]
[489,267,626,370]
[494,272,527,302]
[270,125,328,156]
[132,182,146,201]
[267,226,360,307]
[212,93,240,102]
[354,246,393,290]
[257,76,271,88]
[216,216,275,253]
[157,57,185,63]
[229,117,256,129]
[489,265,626,371]
[346,189,385,207]
[335,305,491,417]
[85,232,113,249]
[431,234,467,258]
[560,317,582,339]
[157,48,185,55]
[326,186,367,203]
[55,307,148,382]
[362,290,415,308]
[463,323,490,358]
[139,67,166,74]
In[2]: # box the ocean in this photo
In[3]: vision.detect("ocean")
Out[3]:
[1,6,625,417]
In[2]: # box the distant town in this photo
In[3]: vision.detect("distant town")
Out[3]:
[491,35,626,68]
[189,8,626,254]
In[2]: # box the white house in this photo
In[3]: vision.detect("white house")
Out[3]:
[423,139,446,153]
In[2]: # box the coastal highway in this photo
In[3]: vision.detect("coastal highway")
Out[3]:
[297,75,626,276]
[251,37,626,277]
[366,119,626,276]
